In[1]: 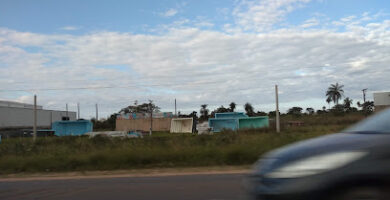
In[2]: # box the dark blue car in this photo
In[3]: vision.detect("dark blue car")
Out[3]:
[247,108,390,200]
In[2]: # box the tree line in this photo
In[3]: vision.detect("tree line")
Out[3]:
[93,82,375,128]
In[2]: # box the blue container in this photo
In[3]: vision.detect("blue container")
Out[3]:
[239,117,269,129]
[52,120,93,136]
[209,113,269,132]
[208,118,239,132]
[215,112,248,119]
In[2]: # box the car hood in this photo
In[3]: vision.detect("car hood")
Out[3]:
[257,132,388,174]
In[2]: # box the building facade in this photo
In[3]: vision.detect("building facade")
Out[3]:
[374,92,390,111]
[0,100,76,129]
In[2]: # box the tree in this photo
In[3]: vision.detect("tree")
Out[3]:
[326,96,332,109]
[343,97,355,112]
[119,101,160,114]
[200,104,209,122]
[357,101,374,115]
[178,111,198,120]
[343,97,352,109]
[210,105,230,118]
[229,102,236,112]
[244,102,255,116]
[306,107,315,115]
[326,83,344,105]
[317,106,327,115]
[268,111,279,117]
[287,107,303,116]
[331,104,345,116]
[92,113,117,131]
[256,111,268,116]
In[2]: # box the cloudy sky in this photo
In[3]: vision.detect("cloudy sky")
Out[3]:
[0,0,389,119]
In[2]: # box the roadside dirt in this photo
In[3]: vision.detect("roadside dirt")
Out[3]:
[0,165,251,182]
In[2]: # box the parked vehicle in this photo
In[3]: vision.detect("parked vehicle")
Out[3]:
[246,108,390,200]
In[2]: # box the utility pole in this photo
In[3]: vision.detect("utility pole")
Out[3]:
[362,88,368,103]
[95,103,99,121]
[33,94,37,142]
[149,101,153,136]
[66,103,68,117]
[77,103,80,119]
[175,98,177,117]
[275,85,280,133]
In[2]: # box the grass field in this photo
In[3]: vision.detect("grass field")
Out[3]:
[0,113,366,174]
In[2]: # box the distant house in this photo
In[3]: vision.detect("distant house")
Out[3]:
[374,92,390,111]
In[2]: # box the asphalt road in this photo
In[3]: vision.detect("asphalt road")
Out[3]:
[0,173,248,200]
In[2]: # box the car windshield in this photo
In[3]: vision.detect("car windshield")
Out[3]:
[344,108,390,133]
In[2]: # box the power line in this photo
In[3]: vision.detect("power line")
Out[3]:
[0,74,268,92]
[0,64,354,86]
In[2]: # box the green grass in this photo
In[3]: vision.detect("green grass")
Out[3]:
[0,114,365,174]
[0,126,347,174]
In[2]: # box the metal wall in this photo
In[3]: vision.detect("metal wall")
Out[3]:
[170,118,193,133]
[52,120,93,136]
[0,107,76,129]
[209,118,239,132]
[209,112,269,132]
[116,118,172,132]
[238,117,269,129]
[374,92,390,106]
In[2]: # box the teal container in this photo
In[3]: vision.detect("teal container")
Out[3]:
[52,120,93,136]
[209,118,239,132]
[238,117,269,129]
[209,113,269,132]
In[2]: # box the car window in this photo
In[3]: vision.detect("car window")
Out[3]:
[344,109,390,133]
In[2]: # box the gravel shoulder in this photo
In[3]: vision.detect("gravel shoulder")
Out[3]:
[0,165,251,182]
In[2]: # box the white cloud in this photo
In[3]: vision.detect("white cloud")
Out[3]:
[301,18,319,28]
[1,8,390,117]
[161,8,178,17]
[195,22,214,28]
[233,0,311,32]
[60,26,79,31]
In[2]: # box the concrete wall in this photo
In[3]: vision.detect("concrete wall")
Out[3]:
[0,107,76,129]
[116,118,172,132]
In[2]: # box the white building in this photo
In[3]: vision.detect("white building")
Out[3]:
[0,100,76,129]
[373,92,390,111]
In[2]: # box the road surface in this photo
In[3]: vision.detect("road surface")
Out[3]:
[0,173,248,200]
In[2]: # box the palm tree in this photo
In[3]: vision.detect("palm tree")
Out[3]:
[200,104,209,121]
[343,97,353,109]
[229,102,236,112]
[244,102,255,116]
[326,83,344,105]
[326,96,331,109]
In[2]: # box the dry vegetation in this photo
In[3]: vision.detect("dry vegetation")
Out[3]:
[0,113,366,174]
